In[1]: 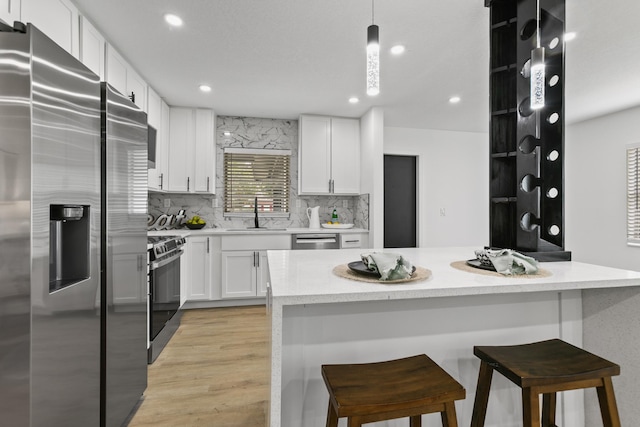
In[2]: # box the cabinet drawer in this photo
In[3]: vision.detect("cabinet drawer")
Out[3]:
[340,234,362,249]
[221,234,290,251]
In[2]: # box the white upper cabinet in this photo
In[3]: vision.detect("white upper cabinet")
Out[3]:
[146,87,162,129]
[193,109,215,193]
[329,118,360,194]
[79,16,105,79]
[167,107,193,192]
[299,115,331,194]
[105,44,127,96]
[21,0,79,57]
[147,87,162,191]
[0,0,20,26]
[298,115,360,195]
[167,107,215,194]
[105,44,147,112]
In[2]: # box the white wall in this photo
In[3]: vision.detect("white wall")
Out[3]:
[565,105,640,270]
[566,106,640,426]
[360,107,385,248]
[384,127,489,247]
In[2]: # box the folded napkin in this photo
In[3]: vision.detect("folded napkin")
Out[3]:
[481,248,539,275]
[361,252,414,281]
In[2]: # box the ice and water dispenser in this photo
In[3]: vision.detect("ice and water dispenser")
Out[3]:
[49,204,90,292]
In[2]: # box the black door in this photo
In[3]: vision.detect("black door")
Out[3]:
[384,155,417,248]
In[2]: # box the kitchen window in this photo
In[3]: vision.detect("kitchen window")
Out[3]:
[628,144,640,246]
[224,148,291,216]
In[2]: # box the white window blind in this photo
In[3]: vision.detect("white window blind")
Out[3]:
[628,144,640,246]
[224,148,291,214]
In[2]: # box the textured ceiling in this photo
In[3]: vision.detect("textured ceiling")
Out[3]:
[72,0,640,133]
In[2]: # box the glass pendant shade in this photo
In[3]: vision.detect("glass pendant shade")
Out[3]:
[366,24,380,96]
[530,46,545,109]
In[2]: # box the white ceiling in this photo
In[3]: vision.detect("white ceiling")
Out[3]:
[72,0,640,133]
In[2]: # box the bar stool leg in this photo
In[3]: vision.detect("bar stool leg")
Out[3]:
[409,414,422,427]
[347,417,363,427]
[326,402,338,427]
[470,361,494,427]
[541,392,557,427]
[440,401,458,427]
[522,387,540,427]
[596,377,621,427]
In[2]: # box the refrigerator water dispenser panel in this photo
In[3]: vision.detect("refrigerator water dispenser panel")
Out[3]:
[49,204,90,292]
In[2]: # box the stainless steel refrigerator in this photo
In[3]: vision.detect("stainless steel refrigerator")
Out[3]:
[0,23,147,426]
[100,81,148,427]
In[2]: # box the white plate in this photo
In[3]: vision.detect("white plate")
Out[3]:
[321,223,354,229]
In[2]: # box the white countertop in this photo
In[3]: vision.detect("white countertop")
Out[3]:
[266,246,640,305]
[148,227,368,237]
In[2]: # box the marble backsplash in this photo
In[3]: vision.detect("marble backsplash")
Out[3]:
[148,116,369,230]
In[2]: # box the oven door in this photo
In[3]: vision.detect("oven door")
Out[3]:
[149,250,182,340]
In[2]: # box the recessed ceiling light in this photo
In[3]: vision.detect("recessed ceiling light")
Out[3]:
[348,97,359,104]
[449,96,461,104]
[390,45,405,55]
[563,32,576,42]
[199,84,212,93]
[164,13,183,27]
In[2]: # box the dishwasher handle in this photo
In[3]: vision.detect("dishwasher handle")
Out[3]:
[291,233,340,250]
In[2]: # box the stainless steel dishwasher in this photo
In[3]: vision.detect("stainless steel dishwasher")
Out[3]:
[291,233,340,250]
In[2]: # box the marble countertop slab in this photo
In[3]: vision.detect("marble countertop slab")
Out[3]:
[148,227,369,237]
[266,246,640,306]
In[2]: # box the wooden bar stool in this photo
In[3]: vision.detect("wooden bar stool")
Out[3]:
[470,339,621,427]
[321,354,465,427]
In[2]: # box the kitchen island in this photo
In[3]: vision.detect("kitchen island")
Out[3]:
[266,247,640,427]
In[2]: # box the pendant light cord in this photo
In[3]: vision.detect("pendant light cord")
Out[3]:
[372,0,375,25]
[536,0,541,48]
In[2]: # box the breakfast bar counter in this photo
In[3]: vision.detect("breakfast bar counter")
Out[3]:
[266,247,640,427]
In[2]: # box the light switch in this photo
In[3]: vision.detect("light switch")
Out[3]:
[164,199,171,208]
[343,200,348,208]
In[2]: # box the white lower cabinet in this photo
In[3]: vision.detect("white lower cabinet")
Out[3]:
[220,234,289,300]
[221,250,270,298]
[184,236,214,301]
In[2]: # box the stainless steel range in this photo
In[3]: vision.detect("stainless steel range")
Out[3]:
[147,235,186,363]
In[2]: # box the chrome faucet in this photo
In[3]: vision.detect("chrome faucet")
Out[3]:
[254,196,259,229]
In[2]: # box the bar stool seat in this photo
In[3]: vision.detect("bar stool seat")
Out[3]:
[321,354,465,427]
[470,338,621,427]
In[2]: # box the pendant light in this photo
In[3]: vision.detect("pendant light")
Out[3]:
[530,0,545,110]
[366,0,380,96]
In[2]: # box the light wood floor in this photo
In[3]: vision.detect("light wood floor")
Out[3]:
[128,306,269,427]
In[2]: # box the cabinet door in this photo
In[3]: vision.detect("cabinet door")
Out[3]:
[127,67,147,112]
[105,45,128,97]
[221,251,257,298]
[167,107,194,192]
[193,109,215,193]
[157,100,170,191]
[21,0,79,57]
[0,0,20,27]
[79,16,105,79]
[146,88,161,129]
[256,251,269,297]
[186,236,212,301]
[147,88,162,191]
[299,115,331,194]
[331,118,360,194]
